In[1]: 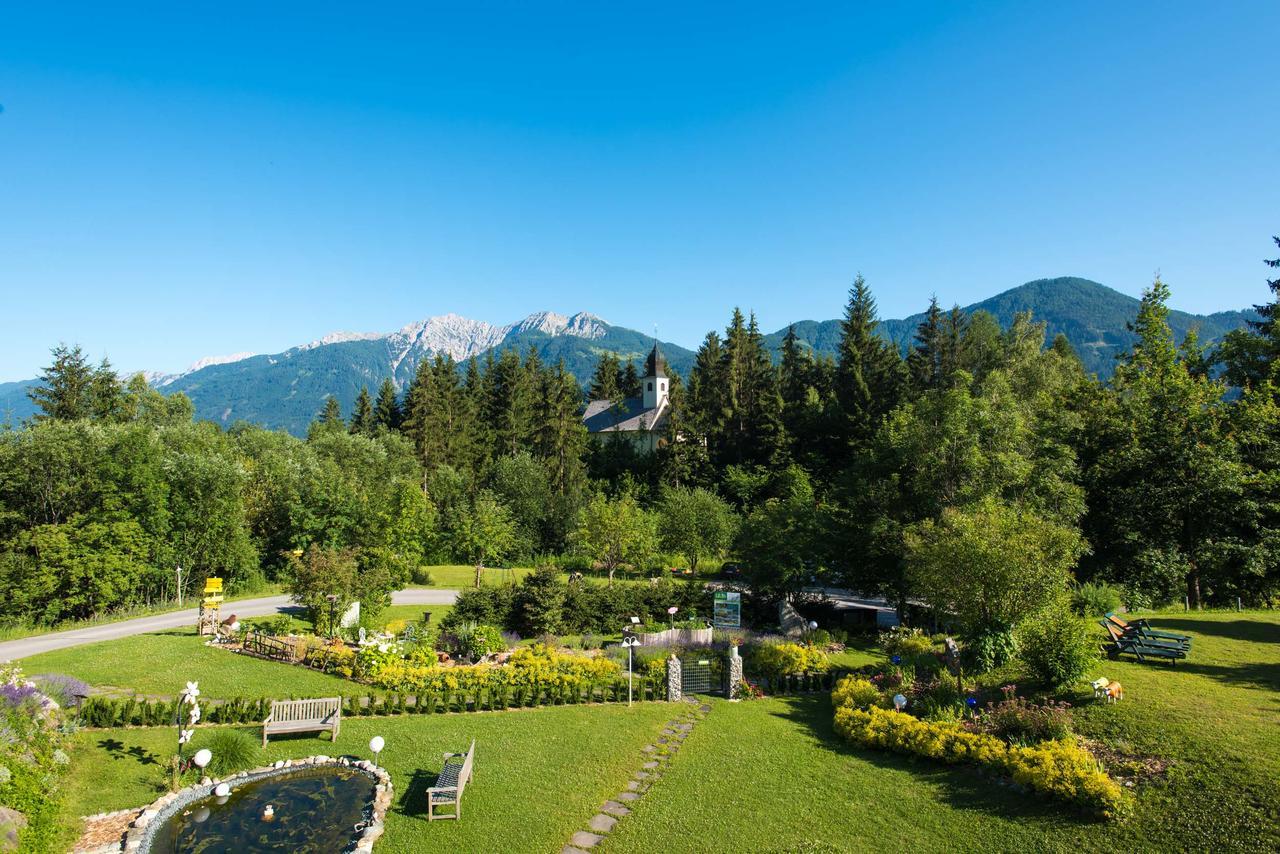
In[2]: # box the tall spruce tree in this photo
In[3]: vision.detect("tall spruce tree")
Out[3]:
[1217,235,1280,389]
[373,378,401,431]
[834,276,903,447]
[403,355,478,476]
[619,361,642,399]
[349,386,375,436]
[29,344,96,421]
[589,352,622,401]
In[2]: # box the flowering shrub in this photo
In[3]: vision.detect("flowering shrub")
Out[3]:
[738,679,765,700]
[750,642,830,677]
[831,697,1128,819]
[975,692,1073,744]
[878,626,935,660]
[1,664,71,849]
[831,677,882,711]
[365,643,622,701]
[304,641,356,678]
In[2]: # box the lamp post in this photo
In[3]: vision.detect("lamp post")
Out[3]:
[667,606,678,631]
[326,594,339,640]
[622,635,640,707]
[176,565,183,609]
[369,736,385,766]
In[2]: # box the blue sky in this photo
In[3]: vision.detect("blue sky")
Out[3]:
[1,2,1277,380]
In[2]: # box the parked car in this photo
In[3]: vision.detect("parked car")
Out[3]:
[720,562,742,579]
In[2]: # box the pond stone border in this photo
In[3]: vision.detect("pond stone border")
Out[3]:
[121,755,392,853]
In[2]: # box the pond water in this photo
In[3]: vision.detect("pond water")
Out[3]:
[146,766,376,853]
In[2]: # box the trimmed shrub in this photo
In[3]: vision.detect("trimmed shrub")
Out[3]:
[878,626,934,660]
[1019,609,1098,688]
[831,702,1129,820]
[831,677,882,710]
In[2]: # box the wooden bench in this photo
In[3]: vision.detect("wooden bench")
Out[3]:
[427,739,476,821]
[261,697,341,746]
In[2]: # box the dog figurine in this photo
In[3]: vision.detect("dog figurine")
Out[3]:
[1105,680,1125,703]
[1091,677,1110,699]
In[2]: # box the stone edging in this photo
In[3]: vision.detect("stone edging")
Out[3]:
[121,755,393,853]
[563,698,712,852]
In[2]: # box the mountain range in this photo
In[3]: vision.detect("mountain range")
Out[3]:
[0,277,1258,436]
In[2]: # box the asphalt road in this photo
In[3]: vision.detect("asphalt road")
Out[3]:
[0,588,460,661]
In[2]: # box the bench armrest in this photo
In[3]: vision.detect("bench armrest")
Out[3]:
[442,751,464,759]
[263,711,274,724]
[427,785,458,795]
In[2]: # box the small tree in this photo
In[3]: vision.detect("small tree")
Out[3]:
[904,497,1084,664]
[451,490,517,587]
[284,544,360,636]
[659,487,738,574]
[571,492,658,584]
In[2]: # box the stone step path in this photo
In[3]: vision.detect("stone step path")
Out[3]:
[561,699,712,853]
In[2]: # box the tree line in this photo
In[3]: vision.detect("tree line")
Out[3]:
[2,236,1277,632]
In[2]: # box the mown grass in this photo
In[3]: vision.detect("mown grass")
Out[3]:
[17,628,364,699]
[603,610,1280,853]
[62,703,675,852]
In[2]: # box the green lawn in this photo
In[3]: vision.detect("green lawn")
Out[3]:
[18,629,364,699]
[62,703,675,853]
[603,610,1280,853]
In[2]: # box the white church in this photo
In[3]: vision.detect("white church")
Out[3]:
[581,343,671,453]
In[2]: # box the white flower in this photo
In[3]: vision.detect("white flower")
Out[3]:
[182,681,200,701]
[179,729,194,744]
[188,705,201,724]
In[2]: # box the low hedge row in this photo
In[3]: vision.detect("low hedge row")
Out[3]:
[831,678,1130,820]
[77,677,664,729]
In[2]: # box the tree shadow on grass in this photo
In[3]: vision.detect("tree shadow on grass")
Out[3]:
[97,737,161,767]
[1149,617,1280,645]
[767,695,1097,830]
[1175,660,1280,694]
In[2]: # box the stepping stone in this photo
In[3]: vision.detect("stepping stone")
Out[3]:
[616,792,641,802]
[657,737,669,744]
[589,814,617,833]
[626,780,642,791]
[642,744,657,752]
[570,831,604,848]
[662,729,676,735]
[643,760,659,769]
[562,848,591,854]
[676,723,693,731]
[602,801,631,817]
[634,770,651,779]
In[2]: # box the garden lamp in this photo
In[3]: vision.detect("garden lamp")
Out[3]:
[370,735,385,765]
[193,749,212,770]
[893,693,907,711]
[668,606,678,630]
[622,636,640,706]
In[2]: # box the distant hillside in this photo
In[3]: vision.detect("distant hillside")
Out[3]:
[0,278,1256,434]
[767,277,1257,379]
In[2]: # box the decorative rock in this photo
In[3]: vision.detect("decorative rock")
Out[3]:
[562,847,591,854]
[0,807,27,853]
[570,830,604,848]
[589,814,617,833]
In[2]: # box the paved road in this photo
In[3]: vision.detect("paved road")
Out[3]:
[0,588,460,661]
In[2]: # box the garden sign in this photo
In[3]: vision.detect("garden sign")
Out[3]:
[713,591,741,629]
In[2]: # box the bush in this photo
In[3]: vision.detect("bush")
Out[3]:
[831,677,882,711]
[910,676,966,720]
[749,642,829,677]
[198,728,260,776]
[439,622,506,661]
[976,693,1073,743]
[244,614,293,636]
[964,627,1019,673]
[30,673,90,708]
[410,566,435,586]
[1019,609,1098,688]
[1071,582,1123,617]
[831,703,1128,819]
[878,626,934,660]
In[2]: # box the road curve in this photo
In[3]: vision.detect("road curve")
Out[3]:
[0,588,459,661]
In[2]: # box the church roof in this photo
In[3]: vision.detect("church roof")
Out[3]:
[582,397,669,434]
[643,343,667,378]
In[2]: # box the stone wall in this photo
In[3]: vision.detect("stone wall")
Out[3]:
[666,655,682,702]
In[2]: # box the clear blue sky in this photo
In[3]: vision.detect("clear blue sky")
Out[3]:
[1,2,1277,380]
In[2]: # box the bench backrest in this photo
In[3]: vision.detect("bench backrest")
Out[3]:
[271,697,341,722]
[458,739,476,792]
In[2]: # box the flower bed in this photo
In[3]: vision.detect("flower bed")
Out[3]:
[830,677,1130,820]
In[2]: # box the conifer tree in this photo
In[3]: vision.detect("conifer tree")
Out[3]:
[29,343,96,421]
[589,352,622,401]
[403,355,478,475]
[373,378,401,432]
[349,386,375,436]
[907,297,945,391]
[834,276,903,447]
[316,395,343,432]
[89,358,125,422]
[619,361,642,399]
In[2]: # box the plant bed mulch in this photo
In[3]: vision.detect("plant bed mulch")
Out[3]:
[1078,737,1172,788]
[72,808,142,854]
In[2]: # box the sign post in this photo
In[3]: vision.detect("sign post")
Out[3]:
[712,591,741,629]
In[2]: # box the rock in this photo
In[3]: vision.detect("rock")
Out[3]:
[562,847,591,854]
[601,801,630,817]
[616,791,641,802]
[643,761,659,769]
[0,807,27,853]
[589,814,617,833]
[570,830,604,847]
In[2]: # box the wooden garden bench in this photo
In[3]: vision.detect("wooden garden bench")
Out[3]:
[261,697,341,746]
[427,739,476,821]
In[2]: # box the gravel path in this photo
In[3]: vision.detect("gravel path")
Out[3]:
[0,588,459,661]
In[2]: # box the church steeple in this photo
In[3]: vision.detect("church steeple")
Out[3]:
[642,343,668,410]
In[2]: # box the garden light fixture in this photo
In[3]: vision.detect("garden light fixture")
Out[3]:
[193,748,212,770]
[370,735,385,765]
[622,635,640,706]
[893,693,907,711]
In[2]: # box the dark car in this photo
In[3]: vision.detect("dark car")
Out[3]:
[719,562,742,579]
